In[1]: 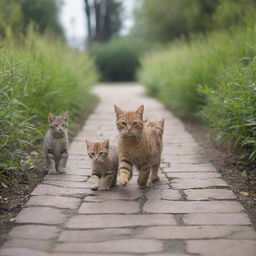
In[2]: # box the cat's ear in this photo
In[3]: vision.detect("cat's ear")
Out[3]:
[85,140,93,149]
[160,119,165,129]
[48,113,56,123]
[62,111,69,122]
[114,105,123,118]
[136,105,144,118]
[102,139,109,150]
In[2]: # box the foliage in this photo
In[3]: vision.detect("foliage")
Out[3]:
[0,32,98,172]
[0,0,63,37]
[200,57,256,160]
[132,0,256,43]
[139,19,256,159]
[90,38,153,81]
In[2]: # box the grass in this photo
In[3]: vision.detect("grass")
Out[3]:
[139,18,256,160]
[0,32,98,173]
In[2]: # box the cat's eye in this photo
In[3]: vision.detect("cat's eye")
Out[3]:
[62,124,66,127]
[54,124,58,127]
[121,121,127,126]
[90,152,95,156]
[99,152,105,156]
[133,122,138,125]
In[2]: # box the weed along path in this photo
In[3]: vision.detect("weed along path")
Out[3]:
[1,84,256,256]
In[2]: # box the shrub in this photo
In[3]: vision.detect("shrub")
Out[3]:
[139,19,256,160]
[200,57,256,160]
[90,38,152,81]
[139,20,256,117]
[0,32,98,172]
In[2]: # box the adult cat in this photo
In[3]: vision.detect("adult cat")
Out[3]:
[114,105,162,188]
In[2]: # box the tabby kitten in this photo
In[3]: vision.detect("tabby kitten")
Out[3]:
[43,112,69,174]
[114,105,162,188]
[144,119,165,182]
[86,139,118,191]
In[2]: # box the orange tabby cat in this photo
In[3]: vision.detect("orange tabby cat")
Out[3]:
[114,105,162,188]
[144,119,165,182]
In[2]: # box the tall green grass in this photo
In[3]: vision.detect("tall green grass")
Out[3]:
[0,33,98,172]
[139,19,256,160]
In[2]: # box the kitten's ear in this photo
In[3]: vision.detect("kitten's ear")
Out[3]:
[85,140,93,149]
[136,105,144,118]
[102,139,109,150]
[160,119,165,129]
[48,113,56,123]
[62,111,69,122]
[114,105,123,117]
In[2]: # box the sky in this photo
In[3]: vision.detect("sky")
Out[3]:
[59,0,136,49]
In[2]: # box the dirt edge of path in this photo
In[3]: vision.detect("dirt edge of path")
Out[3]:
[181,118,256,228]
[0,98,99,246]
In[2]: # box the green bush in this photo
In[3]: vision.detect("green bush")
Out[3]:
[90,38,152,81]
[139,19,256,159]
[200,57,256,160]
[0,32,98,172]
[139,20,256,116]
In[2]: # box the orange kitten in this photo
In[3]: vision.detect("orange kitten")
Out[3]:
[86,139,118,190]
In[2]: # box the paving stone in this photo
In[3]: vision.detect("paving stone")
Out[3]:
[2,238,52,251]
[54,239,163,253]
[187,239,256,256]
[78,201,139,214]
[32,184,92,198]
[0,248,48,256]
[65,168,91,176]
[43,180,91,189]
[16,207,66,225]
[166,172,221,178]
[171,178,228,189]
[44,174,88,182]
[51,254,134,256]
[137,226,255,239]
[184,189,236,200]
[146,189,181,200]
[27,196,81,209]
[58,229,131,242]
[9,225,59,240]
[144,200,244,213]
[87,186,142,200]
[66,214,177,229]
[163,164,216,172]
[183,213,252,225]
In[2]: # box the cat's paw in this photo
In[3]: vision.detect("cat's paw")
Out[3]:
[138,183,148,189]
[119,174,129,186]
[57,167,66,173]
[48,168,57,175]
[102,186,110,191]
[91,185,99,191]
[151,175,160,183]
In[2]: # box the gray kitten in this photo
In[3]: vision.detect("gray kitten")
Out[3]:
[43,112,69,174]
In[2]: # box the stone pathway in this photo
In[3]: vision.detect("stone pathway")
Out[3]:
[1,84,256,256]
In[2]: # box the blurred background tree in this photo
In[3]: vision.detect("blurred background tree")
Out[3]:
[0,0,63,37]
[84,0,122,43]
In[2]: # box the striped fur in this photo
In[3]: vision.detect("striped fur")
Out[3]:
[85,139,118,190]
[114,105,163,188]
